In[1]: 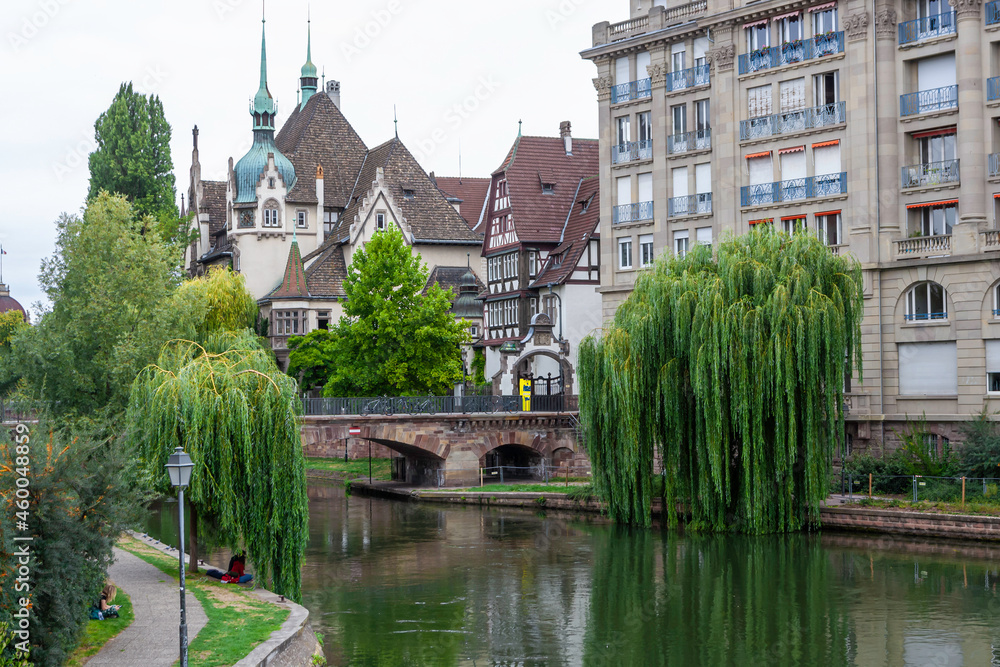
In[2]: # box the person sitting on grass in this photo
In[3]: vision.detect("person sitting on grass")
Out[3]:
[90,583,120,620]
[221,554,246,583]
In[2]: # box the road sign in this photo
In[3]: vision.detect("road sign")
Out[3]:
[349,427,362,436]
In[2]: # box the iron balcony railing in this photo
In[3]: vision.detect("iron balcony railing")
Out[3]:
[898,11,956,45]
[991,153,1000,178]
[738,32,845,75]
[668,193,712,217]
[989,76,1000,101]
[901,159,960,188]
[302,394,579,416]
[900,85,958,116]
[739,101,846,141]
[741,172,847,207]
[612,140,653,164]
[666,64,710,91]
[988,0,1000,25]
[904,311,948,321]
[667,128,712,154]
[613,201,654,224]
[611,78,652,104]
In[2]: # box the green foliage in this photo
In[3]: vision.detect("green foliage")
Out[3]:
[127,331,309,601]
[843,453,911,494]
[894,419,958,477]
[291,226,469,396]
[87,83,189,247]
[957,411,1000,479]
[8,194,180,415]
[578,228,864,532]
[0,421,147,667]
[65,589,133,667]
[471,348,487,386]
[0,623,29,667]
[166,268,259,344]
[304,457,392,481]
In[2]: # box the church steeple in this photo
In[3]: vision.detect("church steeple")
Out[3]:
[300,11,318,109]
[251,5,277,132]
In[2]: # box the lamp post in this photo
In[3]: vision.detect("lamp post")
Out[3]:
[165,447,194,667]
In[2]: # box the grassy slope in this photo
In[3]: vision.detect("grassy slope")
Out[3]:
[117,536,289,667]
[305,457,392,481]
[64,590,135,667]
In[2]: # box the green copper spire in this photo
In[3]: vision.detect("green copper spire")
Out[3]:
[252,4,277,131]
[300,10,318,109]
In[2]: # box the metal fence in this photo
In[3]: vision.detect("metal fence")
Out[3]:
[479,464,592,485]
[738,32,844,75]
[897,11,955,45]
[611,78,652,104]
[739,102,846,141]
[303,394,579,416]
[899,85,958,116]
[0,400,43,423]
[741,172,847,207]
[839,474,1000,503]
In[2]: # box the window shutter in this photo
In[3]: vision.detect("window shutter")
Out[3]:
[637,51,651,80]
[780,150,806,180]
[779,78,806,112]
[898,342,958,395]
[916,52,956,90]
[695,163,711,194]
[696,227,713,245]
[748,85,772,118]
[672,167,689,198]
[617,176,632,206]
[694,37,709,61]
[748,155,773,185]
[615,57,630,84]
[638,173,653,203]
[987,340,1000,373]
[814,144,841,175]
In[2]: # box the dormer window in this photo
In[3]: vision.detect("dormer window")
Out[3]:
[376,212,386,231]
[269,178,276,189]
[296,211,307,228]
[403,188,415,200]
[542,183,555,195]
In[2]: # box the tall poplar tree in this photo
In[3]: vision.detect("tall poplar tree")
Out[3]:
[578,229,863,532]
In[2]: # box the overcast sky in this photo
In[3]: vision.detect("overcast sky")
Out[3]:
[1,0,616,311]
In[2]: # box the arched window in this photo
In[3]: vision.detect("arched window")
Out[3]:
[262,199,280,228]
[904,281,947,321]
[993,283,1000,319]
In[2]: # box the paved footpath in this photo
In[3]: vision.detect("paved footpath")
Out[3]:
[87,546,208,666]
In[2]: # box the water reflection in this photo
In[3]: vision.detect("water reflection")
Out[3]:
[154,483,1000,666]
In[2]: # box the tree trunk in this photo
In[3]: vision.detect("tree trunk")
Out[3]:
[188,506,199,574]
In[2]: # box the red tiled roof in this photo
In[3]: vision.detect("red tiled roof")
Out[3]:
[270,240,310,298]
[492,135,599,244]
[434,177,490,231]
[530,177,600,287]
[200,181,227,237]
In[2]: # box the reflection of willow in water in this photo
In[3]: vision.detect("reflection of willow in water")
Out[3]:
[584,529,856,666]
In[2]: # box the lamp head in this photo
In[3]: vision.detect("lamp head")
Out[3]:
[165,447,194,488]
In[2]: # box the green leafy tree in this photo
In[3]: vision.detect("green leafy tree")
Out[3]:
[958,411,1000,479]
[286,329,338,391]
[7,193,180,416]
[127,331,309,601]
[578,228,863,532]
[290,226,469,396]
[87,83,189,246]
[165,267,259,344]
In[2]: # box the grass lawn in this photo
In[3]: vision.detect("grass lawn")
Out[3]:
[305,456,392,481]
[65,590,134,667]
[843,497,1000,517]
[428,480,594,495]
[117,536,289,667]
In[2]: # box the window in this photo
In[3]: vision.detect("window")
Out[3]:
[376,212,386,231]
[816,211,842,245]
[542,183,555,195]
[638,111,652,145]
[748,84,773,119]
[695,100,710,132]
[748,154,774,186]
[528,251,537,278]
[994,283,1000,319]
[263,207,280,228]
[618,237,633,269]
[639,234,654,267]
[403,188,415,200]
[470,325,479,338]
[615,56,629,84]
[813,141,841,176]
[814,72,839,106]
[779,13,802,42]
[317,311,331,330]
[746,22,769,51]
[898,341,957,395]
[544,295,558,328]
[813,6,837,34]
[674,230,690,258]
[694,36,709,68]
[905,281,947,321]
[782,216,806,234]
[671,104,687,136]
[916,129,956,164]
[671,43,686,71]
[986,340,1000,392]
[494,179,510,209]
[616,116,631,146]
[779,78,806,113]
[323,209,338,237]
[696,227,713,246]
[296,210,307,229]
[269,178,276,189]
[530,297,538,317]
[273,310,301,336]
[910,201,957,236]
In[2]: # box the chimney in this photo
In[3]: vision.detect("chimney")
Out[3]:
[560,121,572,155]
[326,80,341,110]
[193,125,199,151]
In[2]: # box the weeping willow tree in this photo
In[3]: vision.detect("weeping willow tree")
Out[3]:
[127,330,309,600]
[579,228,863,532]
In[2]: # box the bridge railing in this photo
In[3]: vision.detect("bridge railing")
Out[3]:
[302,394,578,416]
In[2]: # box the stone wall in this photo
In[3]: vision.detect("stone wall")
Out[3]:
[820,507,1000,541]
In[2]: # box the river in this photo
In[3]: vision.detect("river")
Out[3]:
[149,481,1000,666]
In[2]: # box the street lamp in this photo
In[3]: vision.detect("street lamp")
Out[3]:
[165,447,194,667]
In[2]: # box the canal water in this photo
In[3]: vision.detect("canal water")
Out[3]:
[150,482,1000,666]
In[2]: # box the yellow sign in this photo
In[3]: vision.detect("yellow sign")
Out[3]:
[519,379,532,412]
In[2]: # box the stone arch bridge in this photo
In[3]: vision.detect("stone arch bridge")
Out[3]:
[300,411,588,487]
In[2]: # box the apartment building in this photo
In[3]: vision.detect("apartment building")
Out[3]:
[583,0,1000,452]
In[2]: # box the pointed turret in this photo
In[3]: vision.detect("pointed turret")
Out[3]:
[251,11,277,131]
[273,240,310,298]
[300,13,318,109]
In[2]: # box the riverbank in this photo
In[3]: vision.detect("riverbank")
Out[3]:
[347,480,1000,543]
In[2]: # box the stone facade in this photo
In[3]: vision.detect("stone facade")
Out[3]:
[584,0,1000,454]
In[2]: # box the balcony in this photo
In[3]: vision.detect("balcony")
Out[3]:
[897,12,956,45]
[668,128,711,154]
[666,64,710,92]
[613,201,654,224]
[904,311,948,321]
[740,172,847,207]
[901,159,960,188]
[601,1,708,44]
[987,0,1000,25]
[738,32,845,75]
[894,234,952,258]
[611,78,652,104]
[989,76,1000,101]
[991,154,1000,177]
[983,229,1000,249]
[612,140,653,165]
[739,101,846,141]
[899,85,958,116]
[668,193,713,217]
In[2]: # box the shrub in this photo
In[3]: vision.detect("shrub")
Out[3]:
[957,412,1000,480]
[843,453,911,495]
